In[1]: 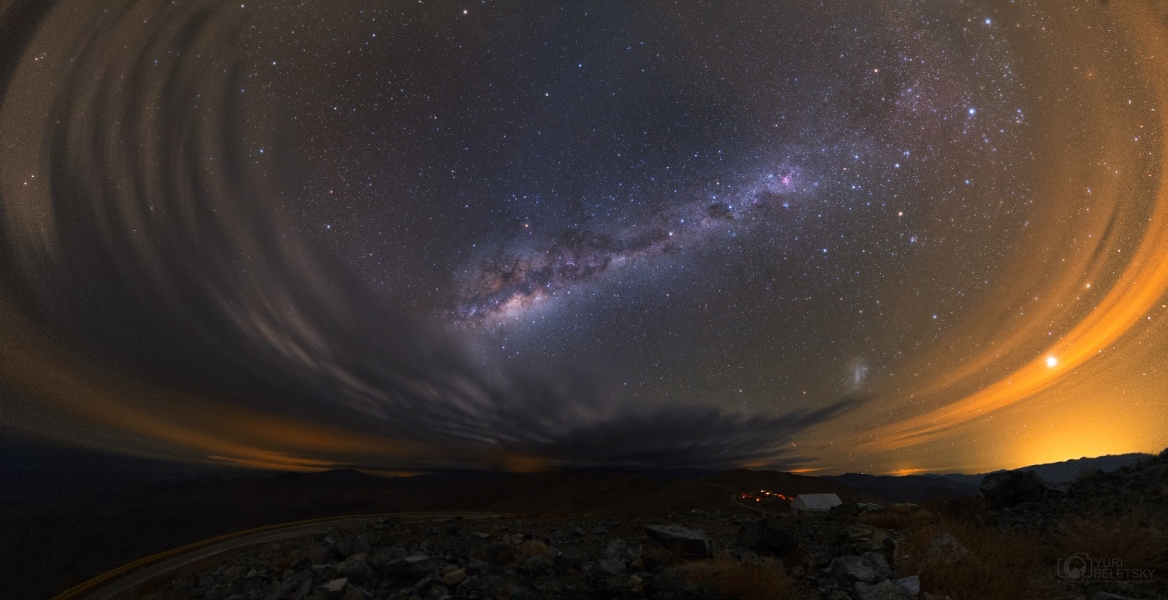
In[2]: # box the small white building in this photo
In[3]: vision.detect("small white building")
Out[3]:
[790,493,842,515]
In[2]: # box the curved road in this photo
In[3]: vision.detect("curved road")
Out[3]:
[57,512,507,600]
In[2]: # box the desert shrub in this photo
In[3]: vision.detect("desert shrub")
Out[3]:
[896,518,1050,600]
[1056,513,1165,569]
[680,554,794,600]
[514,539,553,560]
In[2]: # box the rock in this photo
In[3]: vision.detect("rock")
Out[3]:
[307,545,331,565]
[854,580,913,600]
[828,555,879,583]
[442,567,466,587]
[643,524,711,558]
[485,542,515,564]
[605,574,634,595]
[737,549,764,565]
[519,554,553,574]
[606,538,641,561]
[847,524,875,540]
[266,575,299,600]
[334,559,371,584]
[508,583,536,599]
[475,574,509,597]
[926,533,969,564]
[423,584,449,600]
[368,546,407,569]
[595,556,626,575]
[980,470,1052,508]
[830,502,862,517]
[865,528,894,554]
[386,554,432,574]
[317,578,348,600]
[861,551,892,580]
[338,587,363,600]
[893,575,920,596]
[466,558,491,574]
[333,536,354,558]
[412,575,442,595]
[555,547,586,570]
[735,520,798,556]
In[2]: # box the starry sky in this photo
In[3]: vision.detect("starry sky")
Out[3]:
[1,0,1167,474]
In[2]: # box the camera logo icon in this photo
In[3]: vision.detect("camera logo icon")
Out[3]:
[1059,553,1090,579]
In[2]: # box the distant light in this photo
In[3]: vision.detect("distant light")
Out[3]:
[985,18,992,25]
[1046,355,1059,368]
[968,107,977,115]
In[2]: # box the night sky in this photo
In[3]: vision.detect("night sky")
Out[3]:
[2,0,1167,474]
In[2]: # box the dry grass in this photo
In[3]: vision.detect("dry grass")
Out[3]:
[642,540,699,565]
[680,554,794,600]
[859,505,931,531]
[1056,514,1165,569]
[514,539,553,560]
[896,518,1050,600]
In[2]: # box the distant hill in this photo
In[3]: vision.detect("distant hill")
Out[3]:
[704,469,865,502]
[823,473,979,503]
[824,453,1156,503]
[963,453,1154,486]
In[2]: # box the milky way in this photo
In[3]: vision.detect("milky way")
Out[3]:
[1,0,1167,474]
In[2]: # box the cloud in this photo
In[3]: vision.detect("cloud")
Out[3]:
[0,0,850,472]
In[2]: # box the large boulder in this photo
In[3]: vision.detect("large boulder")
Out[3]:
[980,470,1052,507]
[926,533,969,565]
[735,520,798,556]
[829,553,891,584]
[829,556,877,583]
[893,575,920,596]
[644,524,711,558]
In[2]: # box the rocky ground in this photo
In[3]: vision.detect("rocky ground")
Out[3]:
[148,509,923,600]
[982,449,1168,535]
[145,451,1168,600]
